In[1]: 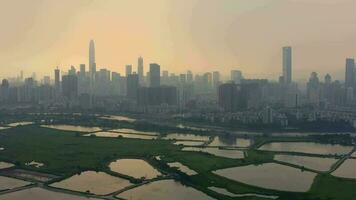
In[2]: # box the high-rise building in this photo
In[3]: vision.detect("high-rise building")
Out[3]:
[137,56,144,84]
[126,73,139,100]
[62,75,78,100]
[283,46,292,84]
[149,63,160,87]
[126,65,132,77]
[89,40,96,80]
[43,76,50,85]
[54,68,60,93]
[213,71,220,89]
[218,83,241,112]
[231,70,243,84]
[79,64,86,77]
[187,70,193,83]
[345,58,355,89]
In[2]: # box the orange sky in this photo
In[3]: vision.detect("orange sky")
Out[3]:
[1,0,356,81]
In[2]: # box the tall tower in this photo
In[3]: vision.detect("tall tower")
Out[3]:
[345,58,355,89]
[138,56,144,84]
[89,40,96,81]
[54,67,60,91]
[283,46,292,84]
[149,63,160,87]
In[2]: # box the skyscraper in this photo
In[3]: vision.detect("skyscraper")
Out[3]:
[149,63,160,87]
[126,65,132,77]
[283,46,292,84]
[89,40,96,80]
[127,73,139,100]
[213,71,220,89]
[345,58,355,89]
[137,56,144,84]
[54,67,60,94]
[231,70,243,84]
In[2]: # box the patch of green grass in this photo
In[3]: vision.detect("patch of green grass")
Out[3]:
[309,174,356,200]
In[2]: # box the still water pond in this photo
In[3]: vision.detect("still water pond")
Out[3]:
[332,159,356,179]
[42,125,101,132]
[0,162,14,169]
[208,187,278,199]
[208,136,251,147]
[117,179,214,200]
[182,147,244,159]
[173,141,205,146]
[7,122,33,127]
[163,133,210,141]
[85,132,157,140]
[167,162,197,176]
[109,159,161,179]
[274,154,337,172]
[213,163,316,192]
[0,176,30,191]
[259,142,352,155]
[50,171,132,195]
[0,187,102,200]
[110,128,158,136]
[100,115,136,122]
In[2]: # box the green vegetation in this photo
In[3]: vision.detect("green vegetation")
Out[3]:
[0,124,355,200]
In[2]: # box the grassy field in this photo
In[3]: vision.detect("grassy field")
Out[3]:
[0,125,356,200]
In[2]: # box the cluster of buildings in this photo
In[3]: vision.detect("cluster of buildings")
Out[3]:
[0,41,356,129]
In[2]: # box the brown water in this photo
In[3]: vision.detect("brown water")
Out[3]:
[0,187,102,200]
[259,142,352,155]
[50,171,132,195]
[84,132,157,140]
[0,162,14,169]
[117,179,214,200]
[0,176,30,191]
[167,162,197,176]
[41,125,101,132]
[332,159,356,179]
[182,147,244,159]
[213,163,316,192]
[208,187,278,199]
[109,159,161,179]
[208,136,251,147]
[163,133,210,141]
[274,155,338,172]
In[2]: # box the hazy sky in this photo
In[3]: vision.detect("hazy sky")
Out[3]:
[1,0,356,81]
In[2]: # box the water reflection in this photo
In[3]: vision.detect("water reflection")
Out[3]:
[110,128,158,136]
[84,132,157,140]
[109,159,161,179]
[0,176,30,191]
[213,163,316,192]
[41,125,101,133]
[332,159,356,179]
[259,142,352,155]
[167,162,197,175]
[208,187,278,199]
[182,147,244,159]
[50,171,132,195]
[117,180,214,200]
[274,155,337,172]
[163,133,210,141]
[0,162,14,169]
[100,115,136,122]
[208,136,251,147]
[0,187,103,200]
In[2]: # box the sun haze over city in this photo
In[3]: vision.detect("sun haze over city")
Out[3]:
[1,1,356,200]
[1,0,356,80]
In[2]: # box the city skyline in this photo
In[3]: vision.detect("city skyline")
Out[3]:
[1,0,356,80]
